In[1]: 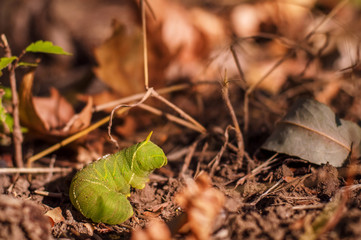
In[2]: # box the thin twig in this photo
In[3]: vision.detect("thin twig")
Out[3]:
[234,153,279,187]
[138,103,204,133]
[0,167,72,174]
[45,155,57,183]
[1,34,23,168]
[194,142,208,178]
[292,204,325,210]
[151,90,206,133]
[107,87,206,147]
[33,190,63,198]
[166,147,190,162]
[250,178,284,206]
[141,0,149,89]
[144,0,156,21]
[27,108,129,166]
[180,137,202,178]
[93,83,190,112]
[222,70,245,164]
[108,88,153,148]
[230,43,247,89]
[209,125,231,177]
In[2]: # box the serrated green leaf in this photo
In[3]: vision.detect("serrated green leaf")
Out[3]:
[18,62,39,67]
[0,57,17,76]
[25,41,72,55]
[262,98,361,167]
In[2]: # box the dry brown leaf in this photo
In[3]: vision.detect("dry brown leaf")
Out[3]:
[315,80,341,105]
[131,219,171,240]
[93,22,145,96]
[19,71,93,137]
[175,173,225,240]
[148,0,227,81]
[45,207,65,227]
[231,1,316,39]
[246,60,287,94]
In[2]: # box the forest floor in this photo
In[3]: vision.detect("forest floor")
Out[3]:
[1,0,361,239]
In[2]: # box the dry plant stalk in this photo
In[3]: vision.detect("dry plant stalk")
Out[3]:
[0,167,72,174]
[27,85,204,165]
[222,70,245,163]
[0,34,23,168]
[107,87,206,148]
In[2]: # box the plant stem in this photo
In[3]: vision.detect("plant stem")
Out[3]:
[1,34,23,168]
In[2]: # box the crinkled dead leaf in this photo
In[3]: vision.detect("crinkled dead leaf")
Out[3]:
[45,207,65,227]
[19,71,93,137]
[148,0,227,82]
[262,98,361,167]
[131,219,171,240]
[231,0,316,39]
[93,22,145,96]
[175,173,225,240]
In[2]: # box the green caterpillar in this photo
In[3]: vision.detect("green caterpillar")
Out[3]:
[69,132,167,225]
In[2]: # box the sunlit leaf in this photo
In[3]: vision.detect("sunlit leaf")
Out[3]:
[0,89,13,143]
[93,23,144,96]
[25,40,72,55]
[262,98,361,167]
[0,57,17,76]
[19,71,92,137]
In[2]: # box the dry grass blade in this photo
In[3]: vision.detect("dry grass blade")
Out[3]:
[150,90,206,133]
[180,135,206,178]
[141,0,149,89]
[0,34,23,168]
[234,153,279,188]
[209,125,231,177]
[93,84,190,112]
[138,103,204,133]
[222,70,245,163]
[107,87,206,148]
[0,167,72,174]
[108,88,153,148]
[27,108,129,166]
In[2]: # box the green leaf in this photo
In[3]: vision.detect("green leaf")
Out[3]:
[0,57,17,76]
[1,87,12,101]
[25,41,72,55]
[18,62,39,67]
[0,89,13,133]
[262,98,361,167]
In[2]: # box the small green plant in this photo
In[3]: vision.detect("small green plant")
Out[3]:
[69,132,167,225]
[0,35,71,167]
[0,40,71,76]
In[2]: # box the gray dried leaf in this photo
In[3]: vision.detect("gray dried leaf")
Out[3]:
[262,98,361,167]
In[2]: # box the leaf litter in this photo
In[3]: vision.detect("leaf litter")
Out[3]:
[262,98,361,167]
[1,0,361,240]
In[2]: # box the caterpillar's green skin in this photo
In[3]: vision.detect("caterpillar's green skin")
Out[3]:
[69,133,167,225]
